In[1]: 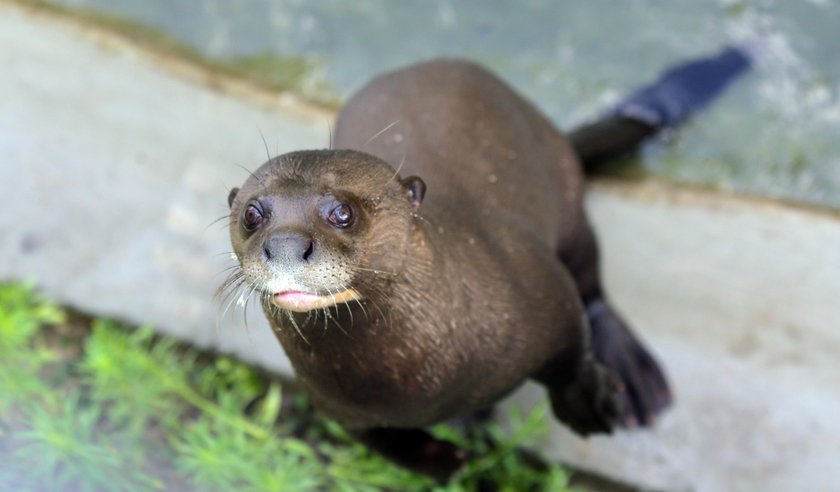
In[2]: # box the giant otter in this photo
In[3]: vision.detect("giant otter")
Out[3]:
[224,60,673,480]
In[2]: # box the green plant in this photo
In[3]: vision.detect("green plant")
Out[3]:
[81,321,269,439]
[0,283,161,490]
[173,418,324,492]
[446,404,574,491]
[0,282,65,352]
[0,283,63,415]
[11,397,162,491]
[0,282,578,491]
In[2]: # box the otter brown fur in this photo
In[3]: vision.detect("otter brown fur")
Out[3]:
[225,60,671,479]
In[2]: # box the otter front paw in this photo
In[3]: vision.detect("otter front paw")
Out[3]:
[352,427,467,483]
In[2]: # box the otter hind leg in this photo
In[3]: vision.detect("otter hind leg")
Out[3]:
[350,427,468,483]
[587,299,672,427]
[536,354,623,436]
[558,220,672,428]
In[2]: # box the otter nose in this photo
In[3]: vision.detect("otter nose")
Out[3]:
[262,232,315,264]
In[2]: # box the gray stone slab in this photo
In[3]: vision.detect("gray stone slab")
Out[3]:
[2,4,838,491]
[503,183,840,492]
[0,3,329,375]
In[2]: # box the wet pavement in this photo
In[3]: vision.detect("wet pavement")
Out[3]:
[2,3,839,491]
[45,0,840,211]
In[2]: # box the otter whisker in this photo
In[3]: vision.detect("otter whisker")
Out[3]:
[348,266,398,276]
[215,273,248,337]
[236,163,261,183]
[286,310,309,345]
[267,293,282,331]
[217,286,238,315]
[222,283,242,315]
[217,274,244,294]
[220,270,245,288]
[325,308,350,337]
[362,285,388,323]
[351,296,369,321]
[309,304,319,329]
[214,276,242,332]
[412,212,434,227]
[218,275,246,320]
[214,271,242,300]
[364,119,400,147]
[216,264,244,276]
[213,251,241,264]
[242,284,262,335]
[328,287,343,321]
[321,288,335,335]
[326,286,352,335]
[340,286,355,329]
[320,307,329,335]
[258,128,272,162]
[390,154,407,180]
[215,261,242,275]
[222,282,246,313]
[204,214,233,233]
[372,284,396,315]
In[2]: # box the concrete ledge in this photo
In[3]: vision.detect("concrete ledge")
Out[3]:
[0,1,328,375]
[2,4,838,491]
[504,181,840,492]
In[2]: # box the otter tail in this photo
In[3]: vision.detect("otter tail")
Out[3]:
[569,44,757,166]
[563,45,757,428]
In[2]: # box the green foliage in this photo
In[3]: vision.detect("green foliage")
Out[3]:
[322,440,435,492]
[173,419,324,492]
[0,282,64,352]
[0,283,63,415]
[10,398,163,492]
[0,282,577,491]
[0,281,63,380]
[453,405,573,491]
[0,283,160,491]
[82,321,188,433]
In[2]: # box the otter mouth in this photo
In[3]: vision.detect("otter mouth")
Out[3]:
[272,289,361,312]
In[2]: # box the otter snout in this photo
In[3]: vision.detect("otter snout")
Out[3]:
[262,231,315,265]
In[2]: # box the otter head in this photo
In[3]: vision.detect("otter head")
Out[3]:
[226,149,425,313]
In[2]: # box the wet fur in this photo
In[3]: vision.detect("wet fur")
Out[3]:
[226,60,671,480]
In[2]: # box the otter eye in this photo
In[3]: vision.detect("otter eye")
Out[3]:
[328,203,354,228]
[242,203,265,231]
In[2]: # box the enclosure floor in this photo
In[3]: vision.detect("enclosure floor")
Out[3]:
[2,3,838,491]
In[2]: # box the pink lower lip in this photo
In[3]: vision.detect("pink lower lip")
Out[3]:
[273,291,332,313]
[272,288,361,313]
[275,291,321,304]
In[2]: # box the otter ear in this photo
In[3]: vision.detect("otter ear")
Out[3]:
[400,176,425,209]
[227,187,239,208]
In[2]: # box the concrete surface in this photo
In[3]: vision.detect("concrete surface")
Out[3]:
[504,182,840,491]
[2,3,838,491]
[1,1,331,376]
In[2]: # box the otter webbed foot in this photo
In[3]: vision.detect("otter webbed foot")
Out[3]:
[351,427,468,483]
[587,298,672,427]
[544,356,623,435]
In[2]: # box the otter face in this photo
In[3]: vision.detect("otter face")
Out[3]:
[225,149,424,313]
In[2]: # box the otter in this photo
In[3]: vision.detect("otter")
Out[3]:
[224,60,672,480]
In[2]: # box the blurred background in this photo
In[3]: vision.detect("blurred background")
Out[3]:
[1,1,838,491]
[47,0,840,211]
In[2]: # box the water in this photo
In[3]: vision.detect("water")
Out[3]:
[54,0,840,210]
